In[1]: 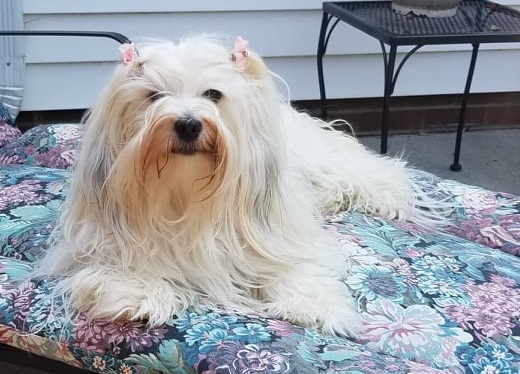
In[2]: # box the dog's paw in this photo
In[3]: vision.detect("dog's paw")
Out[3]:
[72,284,171,326]
[315,305,364,338]
[262,269,363,338]
[95,296,154,323]
[267,294,363,338]
[68,270,187,327]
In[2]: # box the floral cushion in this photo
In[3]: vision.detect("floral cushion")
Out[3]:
[0,124,82,169]
[0,103,22,149]
[1,126,520,373]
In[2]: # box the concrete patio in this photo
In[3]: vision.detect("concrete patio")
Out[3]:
[359,128,520,196]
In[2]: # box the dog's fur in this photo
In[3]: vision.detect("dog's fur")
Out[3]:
[34,35,444,337]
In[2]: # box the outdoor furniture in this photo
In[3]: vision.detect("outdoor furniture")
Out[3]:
[0,30,520,373]
[317,0,520,171]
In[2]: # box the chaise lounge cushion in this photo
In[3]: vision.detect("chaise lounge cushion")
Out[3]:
[0,124,81,170]
[0,124,519,373]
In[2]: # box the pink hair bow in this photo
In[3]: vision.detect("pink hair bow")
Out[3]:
[119,42,136,64]
[231,36,249,72]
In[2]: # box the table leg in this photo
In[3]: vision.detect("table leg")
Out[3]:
[379,44,423,154]
[450,43,480,172]
[317,12,340,119]
[380,44,397,154]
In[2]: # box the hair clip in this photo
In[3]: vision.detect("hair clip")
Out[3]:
[119,42,136,65]
[231,36,249,72]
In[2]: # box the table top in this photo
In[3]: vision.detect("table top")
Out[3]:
[323,0,520,45]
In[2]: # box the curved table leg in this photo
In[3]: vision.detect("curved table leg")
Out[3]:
[379,44,423,154]
[450,43,480,172]
[317,13,340,119]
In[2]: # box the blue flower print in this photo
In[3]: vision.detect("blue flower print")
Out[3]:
[468,356,512,374]
[457,343,518,373]
[233,323,271,344]
[185,323,239,354]
[417,273,464,298]
[174,311,237,332]
[411,254,463,276]
[348,264,406,302]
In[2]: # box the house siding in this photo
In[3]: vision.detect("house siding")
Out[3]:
[18,0,520,111]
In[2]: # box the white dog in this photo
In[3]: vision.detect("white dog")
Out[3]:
[35,35,443,337]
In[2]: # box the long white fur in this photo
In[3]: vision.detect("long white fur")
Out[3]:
[33,35,447,337]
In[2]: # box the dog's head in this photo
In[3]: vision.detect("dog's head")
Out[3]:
[74,36,284,225]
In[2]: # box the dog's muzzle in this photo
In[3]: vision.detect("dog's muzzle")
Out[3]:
[174,117,202,143]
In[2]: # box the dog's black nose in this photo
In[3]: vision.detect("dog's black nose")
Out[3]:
[174,117,202,142]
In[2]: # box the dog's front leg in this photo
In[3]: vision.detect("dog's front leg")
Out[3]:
[65,266,190,326]
[261,263,362,337]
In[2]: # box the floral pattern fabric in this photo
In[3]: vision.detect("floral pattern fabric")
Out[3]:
[0,103,22,149]
[0,123,82,169]
[0,125,520,373]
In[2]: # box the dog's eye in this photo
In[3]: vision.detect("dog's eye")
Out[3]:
[203,89,223,104]
[147,91,165,102]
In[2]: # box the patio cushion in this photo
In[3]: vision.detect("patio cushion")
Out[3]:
[0,103,22,149]
[0,126,520,373]
[0,124,81,169]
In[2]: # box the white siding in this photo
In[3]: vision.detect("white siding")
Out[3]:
[18,0,520,111]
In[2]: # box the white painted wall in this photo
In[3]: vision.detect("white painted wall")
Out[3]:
[17,0,520,111]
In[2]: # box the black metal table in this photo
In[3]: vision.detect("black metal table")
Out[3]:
[317,0,520,171]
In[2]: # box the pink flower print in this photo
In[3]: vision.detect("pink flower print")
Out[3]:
[266,319,298,337]
[480,224,520,248]
[447,217,504,248]
[72,315,108,353]
[0,122,21,147]
[467,309,514,337]
[72,316,167,354]
[60,149,77,166]
[0,180,46,210]
[489,274,517,288]
[404,249,426,258]
[465,282,520,316]
[452,187,498,215]
[233,345,291,374]
[460,281,520,337]
[35,148,71,169]
[0,153,23,165]
[104,320,167,353]
[361,300,472,368]
[497,215,520,249]
[442,303,472,326]
[4,281,36,326]
[468,288,497,308]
